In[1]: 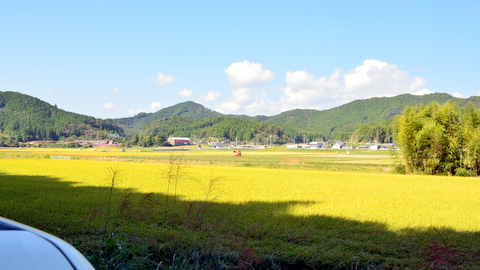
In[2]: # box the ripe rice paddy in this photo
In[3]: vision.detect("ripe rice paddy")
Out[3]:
[1,154,478,232]
[1,147,479,268]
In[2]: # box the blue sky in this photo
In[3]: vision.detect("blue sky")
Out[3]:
[1,1,479,119]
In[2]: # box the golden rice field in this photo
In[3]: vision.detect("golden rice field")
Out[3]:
[2,148,480,268]
[1,149,479,232]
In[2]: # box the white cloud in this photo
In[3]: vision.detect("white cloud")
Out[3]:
[280,69,342,106]
[342,60,427,99]
[231,87,252,103]
[214,87,255,114]
[244,98,278,115]
[127,109,148,116]
[202,90,222,102]
[236,59,431,116]
[277,59,429,112]
[157,72,177,86]
[413,89,434,95]
[243,90,279,115]
[215,101,241,114]
[151,102,162,111]
[224,60,274,87]
[104,102,115,109]
[112,87,120,93]
[452,92,464,98]
[178,88,193,98]
[126,102,162,116]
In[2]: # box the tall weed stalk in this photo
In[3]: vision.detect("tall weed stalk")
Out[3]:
[160,153,187,232]
[187,170,226,229]
[103,164,122,237]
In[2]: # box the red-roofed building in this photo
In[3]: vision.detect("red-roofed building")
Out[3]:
[167,137,191,146]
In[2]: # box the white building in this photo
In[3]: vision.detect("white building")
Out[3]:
[331,141,345,149]
[309,141,323,149]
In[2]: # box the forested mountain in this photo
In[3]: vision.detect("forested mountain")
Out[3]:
[0,91,123,145]
[119,92,480,145]
[108,101,222,136]
[265,93,480,140]
[2,91,480,146]
[132,115,290,146]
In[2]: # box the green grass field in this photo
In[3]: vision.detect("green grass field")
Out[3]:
[1,148,479,269]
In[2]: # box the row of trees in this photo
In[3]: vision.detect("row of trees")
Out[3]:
[393,101,480,176]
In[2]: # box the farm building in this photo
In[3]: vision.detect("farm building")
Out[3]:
[167,137,191,146]
[74,140,119,147]
[27,141,56,146]
[286,144,300,149]
[309,141,323,149]
[298,143,310,149]
[331,141,345,149]
[369,144,381,150]
[237,145,260,149]
[209,142,229,149]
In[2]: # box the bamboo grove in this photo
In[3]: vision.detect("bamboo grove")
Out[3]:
[393,101,480,176]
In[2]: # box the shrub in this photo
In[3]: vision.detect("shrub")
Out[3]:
[454,168,477,177]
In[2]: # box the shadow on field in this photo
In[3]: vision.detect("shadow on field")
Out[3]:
[0,171,479,269]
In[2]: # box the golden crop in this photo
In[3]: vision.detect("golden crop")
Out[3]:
[1,154,478,232]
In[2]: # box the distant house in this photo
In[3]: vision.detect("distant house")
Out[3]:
[237,145,259,149]
[209,142,229,149]
[27,141,56,146]
[286,144,300,149]
[309,141,323,149]
[331,141,345,149]
[369,144,380,150]
[298,143,309,149]
[167,137,191,146]
[74,140,119,147]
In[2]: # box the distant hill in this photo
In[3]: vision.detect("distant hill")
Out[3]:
[265,93,480,138]
[0,91,123,144]
[137,115,290,144]
[111,92,480,141]
[108,101,222,136]
[3,91,480,145]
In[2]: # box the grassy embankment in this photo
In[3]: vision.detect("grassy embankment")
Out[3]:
[0,148,479,269]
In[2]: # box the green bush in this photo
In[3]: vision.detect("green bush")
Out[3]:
[393,164,406,174]
[454,168,477,177]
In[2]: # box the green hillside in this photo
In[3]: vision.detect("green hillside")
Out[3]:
[3,91,480,146]
[0,91,123,144]
[114,92,480,144]
[266,93,480,139]
[109,101,223,136]
[134,115,290,146]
